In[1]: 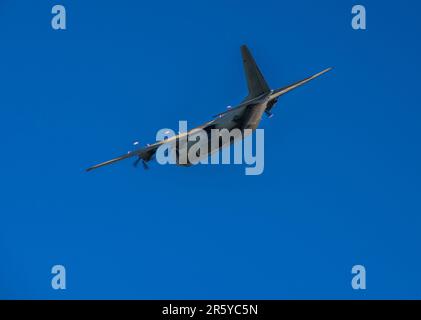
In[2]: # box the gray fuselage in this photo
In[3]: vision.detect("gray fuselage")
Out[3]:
[174,93,271,166]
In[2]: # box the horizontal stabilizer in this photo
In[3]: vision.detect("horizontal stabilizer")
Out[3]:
[270,67,333,100]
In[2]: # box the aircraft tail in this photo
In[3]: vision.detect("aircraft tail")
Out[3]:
[241,45,270,101]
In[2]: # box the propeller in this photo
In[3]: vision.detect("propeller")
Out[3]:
[265,110,274,118]
[133,157,142,167]
[133,156,149,170]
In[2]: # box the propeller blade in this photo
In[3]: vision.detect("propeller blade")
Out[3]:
[133,157,142,167]
[265,110,274,118]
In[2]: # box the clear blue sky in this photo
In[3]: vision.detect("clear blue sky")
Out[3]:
[1,0,420,299]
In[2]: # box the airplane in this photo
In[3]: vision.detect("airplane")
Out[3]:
[86,45,332,172]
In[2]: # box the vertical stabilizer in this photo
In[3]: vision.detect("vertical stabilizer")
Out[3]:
[241,45,270,101]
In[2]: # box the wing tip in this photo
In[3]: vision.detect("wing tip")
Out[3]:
[319,66,334,75]
[325,66,334,73]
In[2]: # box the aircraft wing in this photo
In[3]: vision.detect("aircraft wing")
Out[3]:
[86,142,163,172]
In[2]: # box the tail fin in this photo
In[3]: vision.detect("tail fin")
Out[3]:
[241,45,270,101]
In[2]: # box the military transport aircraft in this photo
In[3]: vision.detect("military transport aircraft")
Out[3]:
[86,45,332,171]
